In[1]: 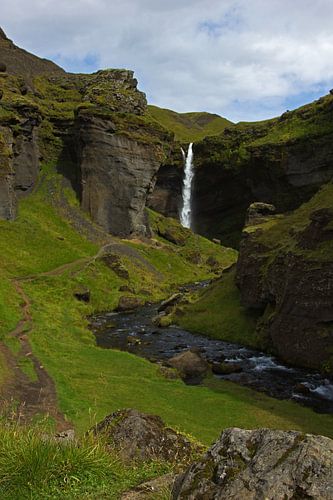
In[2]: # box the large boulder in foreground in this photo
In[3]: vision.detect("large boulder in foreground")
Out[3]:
[93,409,201,463]
[172,427,333,499]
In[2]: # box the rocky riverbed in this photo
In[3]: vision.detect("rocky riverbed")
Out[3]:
[91,290,333,414]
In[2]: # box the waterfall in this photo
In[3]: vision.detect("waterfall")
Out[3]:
[180,143,194,229]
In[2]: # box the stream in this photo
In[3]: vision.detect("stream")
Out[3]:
[91,284,333,414]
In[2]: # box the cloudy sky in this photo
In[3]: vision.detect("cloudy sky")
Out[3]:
[2,0,333,122]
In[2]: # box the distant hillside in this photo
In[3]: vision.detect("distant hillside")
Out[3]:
[147,105,233,142]
[0,27,64,83]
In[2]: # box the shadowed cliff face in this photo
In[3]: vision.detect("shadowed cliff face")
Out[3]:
[0,100,41,218]
[76,113,164,236]
[147,146,184,219]
[0,126,16,219]
[193,131,333,247]
[236,185,333,374]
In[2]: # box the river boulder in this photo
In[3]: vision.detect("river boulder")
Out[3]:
[172,427,333,499]
[167,350,210,384]
[158,293,183,312]
[116,295,144,312]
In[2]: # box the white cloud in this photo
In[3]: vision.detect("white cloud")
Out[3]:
[2,0,333,121]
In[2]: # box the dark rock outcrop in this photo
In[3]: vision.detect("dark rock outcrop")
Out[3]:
[150,213,192,246]
[172,427,333,499]
[245,202,276,226]
[158,293,183,312]
[235,184,333,373]
[116,295,144,312]
[13,108,41,196]
[0,100,41,218]
[93,408,200,463]
[0,127,16,219]
[75,111,165,237]
[148,146,184,219]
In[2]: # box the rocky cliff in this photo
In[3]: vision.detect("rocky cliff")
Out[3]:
[236,184,333,373]
[0,28,171,235]
[76,109,167,236]
[194,97,333,246]
[149,94,333,247]
[147,145,184,219]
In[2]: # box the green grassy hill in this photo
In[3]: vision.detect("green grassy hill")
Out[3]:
[146,105,233,142]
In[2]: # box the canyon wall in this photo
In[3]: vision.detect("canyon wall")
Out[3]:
[0,28,170,236]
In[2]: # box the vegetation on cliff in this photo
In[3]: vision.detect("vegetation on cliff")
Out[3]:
[188,91,333,248]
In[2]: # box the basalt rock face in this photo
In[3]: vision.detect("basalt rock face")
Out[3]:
[235,183,333,373]
[12,105,41,195]
[0,126,16,219]
[147,145,184,219]
[172,427,333,499]
[186,95,333,247]
[0,100,41,218]
[76,110,167,236]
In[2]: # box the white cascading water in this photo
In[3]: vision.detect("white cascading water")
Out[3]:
[180,143,194,228]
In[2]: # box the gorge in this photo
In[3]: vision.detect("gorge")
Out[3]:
[0,26,333,499]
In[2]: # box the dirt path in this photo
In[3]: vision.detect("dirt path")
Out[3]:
[0,280,70,430]
[0,253,99,429]
[0,240,162,428]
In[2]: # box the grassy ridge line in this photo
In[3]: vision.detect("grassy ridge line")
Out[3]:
[147,105,233,142]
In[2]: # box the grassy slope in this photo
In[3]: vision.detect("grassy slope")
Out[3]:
[147,105,233,142]
[175,268,261,348]
[0,168,332,448]
[197,92,333,169]
[247,182,333,261]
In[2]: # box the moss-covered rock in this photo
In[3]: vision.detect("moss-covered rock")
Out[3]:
[92,408,203,463]
[173,428,333,499]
